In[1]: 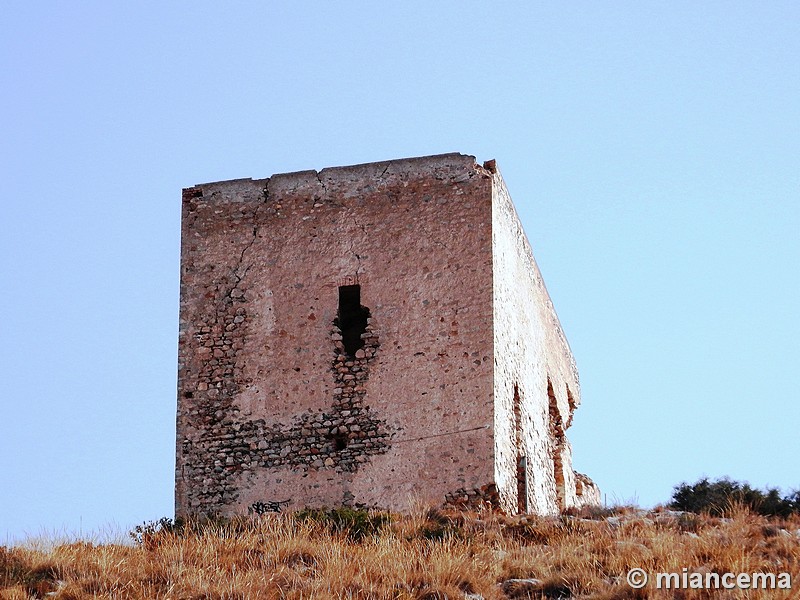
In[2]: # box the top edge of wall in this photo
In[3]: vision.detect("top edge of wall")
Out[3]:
[184,153,486,192]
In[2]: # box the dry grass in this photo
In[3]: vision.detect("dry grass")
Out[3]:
[1,505,798,599]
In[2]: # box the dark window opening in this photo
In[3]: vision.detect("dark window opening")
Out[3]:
[332,433,349,451]
[513,383,526,513]
[337,285,369,357]
[183,391,193,399]
[517,455,528,513]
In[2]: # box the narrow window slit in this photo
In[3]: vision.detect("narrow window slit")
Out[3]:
[513,383,527,513]
[337,284,369,357]
[517,455,528,514]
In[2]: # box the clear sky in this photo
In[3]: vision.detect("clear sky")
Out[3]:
[1,2,798,543]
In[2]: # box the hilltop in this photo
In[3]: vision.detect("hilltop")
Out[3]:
[1,505,798,599]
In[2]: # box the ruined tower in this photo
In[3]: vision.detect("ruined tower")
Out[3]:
[176,153,599,517]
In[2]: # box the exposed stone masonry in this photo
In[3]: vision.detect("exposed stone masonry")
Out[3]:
[180,274,393,513]
[180,264,251,512]
[329,310,394,472]
[444,484,500,510]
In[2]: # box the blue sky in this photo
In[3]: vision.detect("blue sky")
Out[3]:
[1,2,798,542]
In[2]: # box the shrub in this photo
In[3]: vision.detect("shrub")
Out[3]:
[670,477,800,517]
[293,506,391,541]
[129,517,183,546]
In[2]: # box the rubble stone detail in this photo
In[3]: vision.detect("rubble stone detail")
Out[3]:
[444,484,500,510]
[179,299,391,514]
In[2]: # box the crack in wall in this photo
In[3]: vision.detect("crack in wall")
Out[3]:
[348,215,368,275]
[233,200,266,286]
[315,171,328,199]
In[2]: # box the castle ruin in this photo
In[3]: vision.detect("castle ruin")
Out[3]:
[175,153,599,517]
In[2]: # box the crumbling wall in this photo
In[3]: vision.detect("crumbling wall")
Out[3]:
[177,154,497,517]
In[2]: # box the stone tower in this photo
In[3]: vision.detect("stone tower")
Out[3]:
[176,153,599,517]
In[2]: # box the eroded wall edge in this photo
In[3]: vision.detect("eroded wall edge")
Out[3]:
[490,166,599,514]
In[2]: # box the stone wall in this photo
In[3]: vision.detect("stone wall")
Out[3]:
[176,154,496,517]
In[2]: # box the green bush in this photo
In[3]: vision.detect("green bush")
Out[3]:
[129,517,183,545]
[294,506,391,541]
[670,477,799,517]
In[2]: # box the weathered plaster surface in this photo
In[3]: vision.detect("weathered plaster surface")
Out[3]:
[491,169,596,514]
